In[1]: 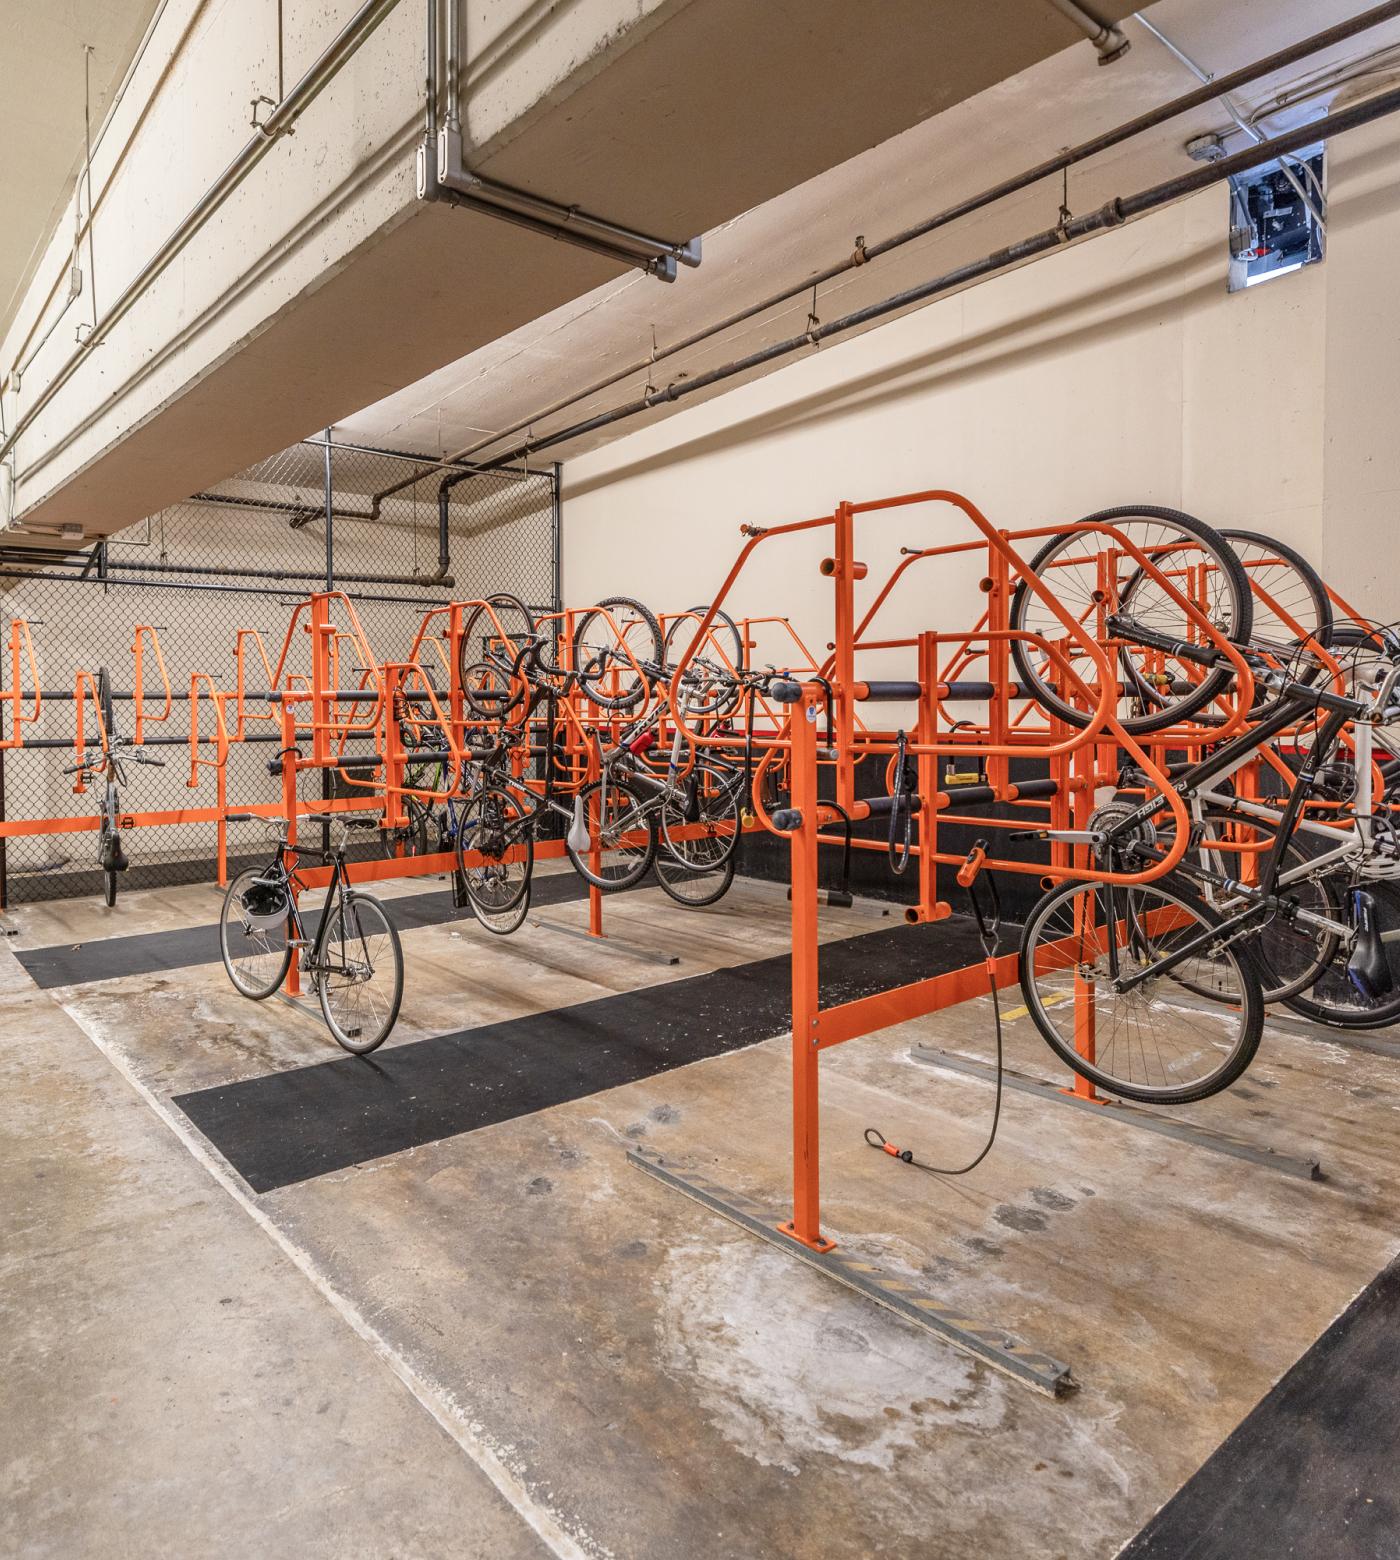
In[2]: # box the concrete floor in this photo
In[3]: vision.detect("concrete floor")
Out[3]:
[4,866,1400,1558]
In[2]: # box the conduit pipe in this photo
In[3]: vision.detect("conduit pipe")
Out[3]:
[1135,14,1326,235]
[0,0,404,485]
[436,0,1400,470]
[1045,0,1130,65]
[420,0,702,282]
[477,75,1400,470]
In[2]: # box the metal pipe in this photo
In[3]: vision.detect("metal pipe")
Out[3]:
[551,460,563,613]
[323,426,334,590]
[419,0,439,195]
[428,0,699,282]
[189,491,375,525]
[443,0,459,133]
[0,566,454,605]
[436,475,452,577]
[7,553,454,587]
[0,0,404,477]
[449,0,1400,466]
[1045,0,1130,64]
[481,78,1400,470]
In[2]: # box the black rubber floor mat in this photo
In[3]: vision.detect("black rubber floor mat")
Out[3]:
[1120,1256,1400,1559]
[174,915,993,1194]
[16,872,590,989]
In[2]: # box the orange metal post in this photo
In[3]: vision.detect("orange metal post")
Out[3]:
[778,685,834,1253]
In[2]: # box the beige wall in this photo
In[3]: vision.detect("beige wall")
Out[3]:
[562,114,1400,677]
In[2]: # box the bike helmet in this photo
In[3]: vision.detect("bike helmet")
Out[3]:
[238,876,290,931]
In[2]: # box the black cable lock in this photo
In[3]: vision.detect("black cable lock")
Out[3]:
[864,840,1006,1177]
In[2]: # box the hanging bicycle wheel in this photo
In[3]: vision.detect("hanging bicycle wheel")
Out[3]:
[458,594,536,718]
[456,787,534,918]
[1284,877,1400,1030]
[316,893,403,1054]
[1009,507,1252,734]
[1020,874,1264,1104]
[1221,529,1334,722]
[219,868,293,999]
[566,776,657,891]
[654,850,737,907]
[1159,807,1344,1003]
[573,597,663,710]
[664,605,745,718]
[660,761,742,869]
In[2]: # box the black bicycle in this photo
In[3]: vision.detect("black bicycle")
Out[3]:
[63,734,166,907]
[219,813,404,1053]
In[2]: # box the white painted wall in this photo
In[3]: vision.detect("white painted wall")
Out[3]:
[562,112,1400,683]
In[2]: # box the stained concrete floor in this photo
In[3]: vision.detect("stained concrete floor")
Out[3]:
[4,866,1400,1558]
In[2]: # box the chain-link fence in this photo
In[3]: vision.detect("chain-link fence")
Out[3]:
[0,439,558,904]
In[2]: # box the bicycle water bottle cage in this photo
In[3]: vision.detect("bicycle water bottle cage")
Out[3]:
[1346,887,1393,1001]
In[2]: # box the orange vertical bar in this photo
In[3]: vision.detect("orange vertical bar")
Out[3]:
[916,631,939,923]
[309,593,332,767]
[832,502,856,812]
[780,685,834,1253]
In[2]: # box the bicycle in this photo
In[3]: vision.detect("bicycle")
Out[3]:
[219,812,404,1054]
[62,734,166,907]
[1015,637,1400,1103]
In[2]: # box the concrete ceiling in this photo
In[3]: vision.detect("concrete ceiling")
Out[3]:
[0,0,163,339]
[340,0,1400,471]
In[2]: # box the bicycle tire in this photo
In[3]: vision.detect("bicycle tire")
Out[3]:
[316,892,403,1054]
[1284,877,1400,1030]
[1163,806,1344,1003]
[573,597,662,710]
[1020,873,1265,1103]
[219,868,293,999]
[456,787,534,916]
[1009,506,1253,734]
[659,761,742,869]
[566,775,657,891]
[1221,529,1334,723]
[654,851,736,907]
[458,594,536,719]
[665,605,744,718]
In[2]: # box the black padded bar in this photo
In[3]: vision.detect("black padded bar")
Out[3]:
[939,680,1031,700]
[856,681,922,701]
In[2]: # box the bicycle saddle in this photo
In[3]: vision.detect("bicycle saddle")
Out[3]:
[1346,887,1393,1001]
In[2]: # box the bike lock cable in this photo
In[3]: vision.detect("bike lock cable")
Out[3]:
[888,729,913,876]
[864,844,1005,1177]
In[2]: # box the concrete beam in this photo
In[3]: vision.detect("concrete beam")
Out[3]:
[2,0,1133,541]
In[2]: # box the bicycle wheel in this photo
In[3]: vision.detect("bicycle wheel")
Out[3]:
[1284,877,1400,1029]
[566,775,657,891]
[1218,529,1333,722]
[456,786,534,919]
[660,761,742,869]
[219,868,293,999]
[665,606,744,718]
[103,861,118,908]
[459,595,535,718]
[654,850,736,907]
[1009,507,1252,734]
[573,597,662,710]
[316,892,403,1054]
[380,799,431,859]
[1020,874,1265,1103]
[1163,807,1344,1003]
